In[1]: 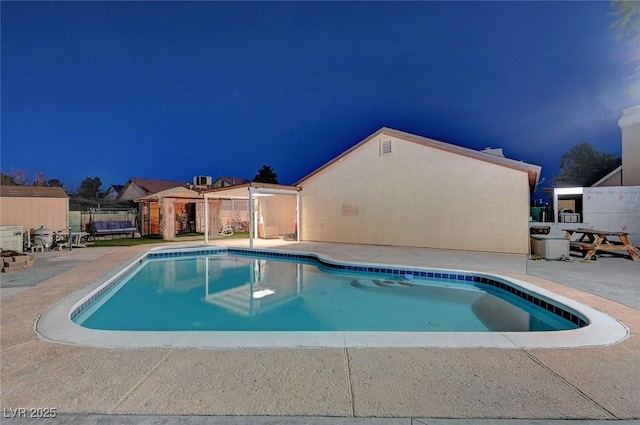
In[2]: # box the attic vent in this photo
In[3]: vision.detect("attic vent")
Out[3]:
[379,139,393,157]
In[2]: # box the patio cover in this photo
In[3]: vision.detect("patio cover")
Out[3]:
[201,182,301,247]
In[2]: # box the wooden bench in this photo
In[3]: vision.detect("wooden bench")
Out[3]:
[569,241,598,259]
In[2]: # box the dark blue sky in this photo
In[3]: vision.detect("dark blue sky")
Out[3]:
[1,1,635,194]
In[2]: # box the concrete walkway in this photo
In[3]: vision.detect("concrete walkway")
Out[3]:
[1,241,638,424]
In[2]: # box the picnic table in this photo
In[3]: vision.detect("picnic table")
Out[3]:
[563,228,640,261]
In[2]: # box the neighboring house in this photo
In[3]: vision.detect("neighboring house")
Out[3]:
[0,186,69,233]
[295,127,541,255]
[213,177,250,188]
[118,178,188,201]
[103,184,123,201]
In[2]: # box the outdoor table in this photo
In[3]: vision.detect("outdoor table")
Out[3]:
[563,228,640,261]
[56,231,90,250]
[69,231,90,248]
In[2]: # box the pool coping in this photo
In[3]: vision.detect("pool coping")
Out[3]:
[35,245,629,349]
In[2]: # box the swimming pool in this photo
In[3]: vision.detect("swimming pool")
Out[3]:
[72,250,582,333]
[37,245,628,348]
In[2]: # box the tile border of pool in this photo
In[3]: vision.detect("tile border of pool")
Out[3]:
[35,245,629,349]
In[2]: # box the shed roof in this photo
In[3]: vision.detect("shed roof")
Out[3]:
[295,127,541,190]
[0,186,69,198]
[136,186,202,201]
[122,178,188,196]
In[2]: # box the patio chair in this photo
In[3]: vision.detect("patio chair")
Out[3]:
[219,224,234,237]
[218,220,233,236]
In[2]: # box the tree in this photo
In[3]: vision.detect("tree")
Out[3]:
[253,165,279,184]
[1,172,17,186]
[552,142,621,187]
[46,178,64,188]
[32,171,46,187]
[10,170,29,186]
[77,177,102,198]
[611,0,640,96]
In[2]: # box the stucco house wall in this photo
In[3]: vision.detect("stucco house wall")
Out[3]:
[0,186,69,233]
[297,129,537,254]
[119,184,148,202]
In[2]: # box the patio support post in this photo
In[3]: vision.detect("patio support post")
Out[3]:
[553,189,558,225]
[204,194,209,244]
[296,191,301,242]
[249,187,255,248]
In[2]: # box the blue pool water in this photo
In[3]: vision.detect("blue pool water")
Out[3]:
[73,250,584,332]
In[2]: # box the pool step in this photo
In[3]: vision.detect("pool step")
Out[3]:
[350,278,414,289]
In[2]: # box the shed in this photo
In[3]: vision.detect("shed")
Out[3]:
[136,187,203,239]
[0,186,69,233]
[295,128,541,254]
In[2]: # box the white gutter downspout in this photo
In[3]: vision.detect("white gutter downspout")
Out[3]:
[249,186,255,248]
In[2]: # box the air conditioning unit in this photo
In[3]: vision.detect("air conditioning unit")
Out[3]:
[193,176,212,186]
[0,226,23,253]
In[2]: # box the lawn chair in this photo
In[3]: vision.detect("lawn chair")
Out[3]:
[219,224,234,237]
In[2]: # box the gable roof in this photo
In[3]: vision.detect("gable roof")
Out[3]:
[0,185,69,198]
[295,127,541,190]
[121,178,188,197]
[105,184,123,192]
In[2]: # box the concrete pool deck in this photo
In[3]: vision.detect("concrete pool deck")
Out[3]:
[1,240,639,423]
